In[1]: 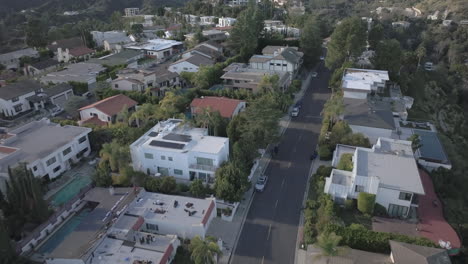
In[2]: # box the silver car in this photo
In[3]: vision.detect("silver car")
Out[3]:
[291,107,300,117]
[255,175,268,192]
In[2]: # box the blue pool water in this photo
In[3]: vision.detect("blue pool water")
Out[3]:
[36,207,92,254]
[51,175,91,207]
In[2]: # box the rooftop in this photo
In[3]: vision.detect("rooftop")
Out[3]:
[221,63,289,83]
[389,240,451,264]
[0,119,90,172]
[125,190,216,227]
[343,98,396,130]
[29,59,59,70]
[0,79,42,100]
[40,63,105,83]
[342,68,389,92]
[191,96,245,118]
[68,46,95,57]
[413,130,450,164]
[43,83,73,97]
[79,94,137,117]
[49,187,138,259]
[91,31,130,46]
[48,37,84,52]
[88,50,143,66]
[0,48,38,62]
[355,138,424,194]
[126,39,183,52]
[174,54,215,67]
[131,119,228,154]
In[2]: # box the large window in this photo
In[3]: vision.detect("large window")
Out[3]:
[53,166,61,173]
[14,104,22,112]
[174,169,183,175]
[62,147,72,156]
[196,157,214,166]
[78,136,87,144]
[46,157,57,166]
[157,167,169,176]
[146,223,158,231]
[399,192,412,201]
[161,155,166,160]
[168,157,173,161]
[388,204,409,217]
[355,185,364,193]
[144,153,154,159]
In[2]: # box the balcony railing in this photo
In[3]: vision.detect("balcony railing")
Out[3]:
[189,163,217,172]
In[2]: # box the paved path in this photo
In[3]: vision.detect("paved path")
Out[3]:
[231,62,331,264]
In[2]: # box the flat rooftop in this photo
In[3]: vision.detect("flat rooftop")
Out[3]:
[126,39,183,52]
[40,62,105,83]
[0,119,90,172]
[342,68,389,92]
[125,190,215,227]
[49,187,138,259]
[88,50,143,66]
[132,119,228,154]
[343,98,396,130]
[413,130,449,164]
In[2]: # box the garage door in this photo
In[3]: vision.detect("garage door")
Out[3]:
[52,94,67,107]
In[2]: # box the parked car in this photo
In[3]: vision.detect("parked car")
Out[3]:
[255,175,268,192]
[50,106,64,117]
[320,56,325,61]
[295,100,303,109]
[291,107,300,117]
[311,72,318,78]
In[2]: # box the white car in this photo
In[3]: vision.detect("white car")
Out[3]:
[291,107,300,117]
[311,72,318,78]
[255,175,268,192]
[50,106,64,117]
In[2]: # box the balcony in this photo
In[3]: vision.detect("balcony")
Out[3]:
[189,163,218,172]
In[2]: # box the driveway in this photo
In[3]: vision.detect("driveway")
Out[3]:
[231,62,331,264]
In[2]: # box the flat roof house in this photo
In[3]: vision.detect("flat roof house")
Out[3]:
[0,80,46,118]
[342,68,390,100]
[88,50,144,68]
[125,190,217,239]
[130,119,229,183]
[40,62,106,90]
[190,96,246,119]
[412,129,452,170]
[0,48,39,70]
[0,119,91,192]
[125,39,183,62]
[79,94,137,126]
[217,17,237,27]
[324,137,425,218]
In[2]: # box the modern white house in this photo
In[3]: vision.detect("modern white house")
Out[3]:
[79,94,137,126]
[185,30,227,42]
[124,8,140,17]
[0,80,46,118]
[91,31,133,53]
[342,68,390,99]
[130,119,229,183]
[217,17,237,27]
[124,190,217,239]
[200,16,217,25]
[125,39,183,62]
[324,138,425,218]
[0,48,39,70]
[168,54,215,74]
[0,119,91,192]
[249,46,304,77]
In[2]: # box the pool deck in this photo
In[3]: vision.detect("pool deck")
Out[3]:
[48,187,139,260]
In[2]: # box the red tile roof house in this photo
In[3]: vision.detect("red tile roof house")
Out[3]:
[190,96,246,119]
[78,94,137,126]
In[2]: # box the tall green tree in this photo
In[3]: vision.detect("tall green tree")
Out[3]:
[416,45,426,70]
[99,140,130,172]
[372,39,402,79]
[189,236,221,264]
[325,17,367,69]
[129,103,159,127]
[215,162,248,202]
[25,19,48,47]
[92,161,112,187]
[110,11,125,30]
[368,23,384,50]
[300,16,322,65]
[228,0,264,60]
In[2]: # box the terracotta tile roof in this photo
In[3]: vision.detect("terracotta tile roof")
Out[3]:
[69,46,95,57]
[0,146,18,154]
[79,94,137,117]
[80,116,108,126]
[191,96,245,118]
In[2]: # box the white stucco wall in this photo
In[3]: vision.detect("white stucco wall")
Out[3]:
[79,107,111,123]
[168,61,199,74]
[0,90,37,117]
[343,90,368,99]
[375,187,412,213]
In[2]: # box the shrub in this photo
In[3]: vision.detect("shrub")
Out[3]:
[357,192,376,215]
[373,203,388,217]
[337,153,353,171]
[344,199,355,211]
[324,223,436,253]
[177,183,190,193]
[318,144,333,160]
[159,177,177,194]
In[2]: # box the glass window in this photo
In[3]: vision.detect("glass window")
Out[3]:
[198,172,207,181]
[33,166,38,171]
[62,147,72,156]
[146,223,158,231]
[144,153,154,159]
[355,185,364,193]
[168,157,173,161]
[114,84,119,88]
[388,204,409,217]
[196,157,213,166]
[174,169,183,175]
[399,192,412,201]
[14,104,22,112]
[53,166,61,173]
[78,136,87,144]
[161,155,166,160]
[46,157,57,166]
[12,97,19,102]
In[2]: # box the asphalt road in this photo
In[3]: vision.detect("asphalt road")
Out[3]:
[231,62,331,264]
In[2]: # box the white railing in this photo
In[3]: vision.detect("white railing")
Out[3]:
[189,163,217,172]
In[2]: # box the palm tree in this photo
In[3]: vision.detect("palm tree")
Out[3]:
[416,45,426,70]
[312,232,349,263]
[129,103,159,127]
[189,236,222,264]
[99,141,130,172]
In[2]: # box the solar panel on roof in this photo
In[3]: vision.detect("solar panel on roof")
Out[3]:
[163,133,192,142]
[148,131,159,137]
[149,140,185,149]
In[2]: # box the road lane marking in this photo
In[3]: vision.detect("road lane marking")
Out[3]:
[281,178,286,188]
[275,199,279,209]
[267,224,272,241]
[261,256,265,264]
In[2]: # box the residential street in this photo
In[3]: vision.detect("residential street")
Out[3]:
[231,63,331,264]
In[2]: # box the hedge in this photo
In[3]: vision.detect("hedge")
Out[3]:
[324,223,436,253]
[357,192,376,215]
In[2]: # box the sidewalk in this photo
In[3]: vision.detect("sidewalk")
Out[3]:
[295,159,331,264]
[207,72,313,264]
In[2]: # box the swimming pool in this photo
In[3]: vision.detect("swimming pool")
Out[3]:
[51,174,92,207]
[36,207,92,254]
